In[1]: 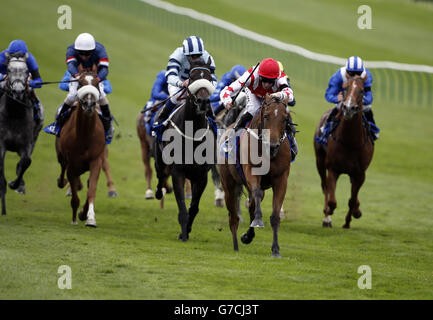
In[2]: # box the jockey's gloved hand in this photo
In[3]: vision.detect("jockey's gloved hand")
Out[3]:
[29,79,42,88]
[0,73,5,81]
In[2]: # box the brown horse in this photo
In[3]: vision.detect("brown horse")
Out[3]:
[218,95,291,257]
[314,75,374,229]
[56,71,106,227]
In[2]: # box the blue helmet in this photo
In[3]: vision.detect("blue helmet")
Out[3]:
[231,65,247,79]
[6,40,28,54]
[345,56,364,72]
[182,36,204,56]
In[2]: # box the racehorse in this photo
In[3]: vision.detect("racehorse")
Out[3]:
[0,53,43,215]
[314,75,374,228]
[218,95,292,257]
[154,57,216,241]
[55,70,106,227]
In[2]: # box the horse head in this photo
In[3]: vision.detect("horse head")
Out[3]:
[5,53,29,100]
[187,57,215,115]
[261,94,289,158]
[77,71,100,115]
[341,75,365,120]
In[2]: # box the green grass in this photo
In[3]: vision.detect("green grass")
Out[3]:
[0,0,432,299]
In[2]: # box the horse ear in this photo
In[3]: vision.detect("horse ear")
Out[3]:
[206,57,211,67]
[361,73,367,83]
[78,64,84,73]
[265,93,272,103]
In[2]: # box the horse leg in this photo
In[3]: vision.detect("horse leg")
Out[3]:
[220,170,241,251]
[67,172,80,225]
[8,149,31,191]
[240,193,256,245]
[316,150,332,227]
[236,186,243,222]
[0,148,7,215]
[325,169,339,219]
[270,175,288,258]
[185,179,192,199]
[84,158,102,228]
[57,152,67,189]
[186,174,208,237]
[211,164,224,207]
[343,172,366,228]
[250,187,265,228]
[154,142,168,200]
[140,135,153,199]
[171,172,188,241]
[102,148,118,198]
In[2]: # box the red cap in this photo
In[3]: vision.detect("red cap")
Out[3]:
[258,58,280,79]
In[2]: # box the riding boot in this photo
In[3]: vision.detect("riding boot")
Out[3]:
[100,104,114,141]
[154,99,175,126]
[56,102,72,128]
[234,112,253,132]
[320,105,339,134]
[363,109,379,140]
[286,116,298,160]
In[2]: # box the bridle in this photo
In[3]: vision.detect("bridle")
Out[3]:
[341,77,365,119]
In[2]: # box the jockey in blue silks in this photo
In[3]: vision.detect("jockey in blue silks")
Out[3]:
[56,33,114,142]
[0,39,44,125]
[142,70,169,134]
[321,56,378,140]
[209,64,246,116]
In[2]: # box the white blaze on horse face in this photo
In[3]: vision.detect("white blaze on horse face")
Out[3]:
[85,75,93,85]
[274,109,278,117]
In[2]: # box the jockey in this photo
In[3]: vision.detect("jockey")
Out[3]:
[322,56,377,139]
[220,58,298,159]
[209,64,246,116]
[143,70,169,132]
[57,33,113,140]
[0,39,44,124]
[153,36,217,126]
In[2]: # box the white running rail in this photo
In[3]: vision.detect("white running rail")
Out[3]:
[140,0,433,74]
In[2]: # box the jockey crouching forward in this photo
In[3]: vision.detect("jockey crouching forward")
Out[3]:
[153,36,217,128]
[143,70,169,134]
[56,33,114,141]
[321,56,378,140]
[0,39,44,126]
[220,58,298,160]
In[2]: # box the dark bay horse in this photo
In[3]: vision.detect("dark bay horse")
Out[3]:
[0,54,42,215]
[218,95,292,257]
[154,58,216,241]
[56,71,105,227]
[314,75,374,228]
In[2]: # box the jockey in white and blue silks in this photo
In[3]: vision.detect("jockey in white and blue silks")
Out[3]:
[143,70,169,133]
[0,40,44,124]
[153,36,217,126]
[56,33,113,141]
[209,64,246,116]
[322,56,378,139]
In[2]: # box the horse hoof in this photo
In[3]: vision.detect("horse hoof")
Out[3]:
[271,253,282,258]
[353,210,362,219]
[108,190,118,198]
[240,233,253,244]
[165,186,173,194]
[65,189,72,197]
[155,189,163,200]
[8,181,19,190]
[15,186,26,195]
[71,221,78,225]
[57,178,66,189]
[178,233,189,242]
[322,221,333,228]
[342,224,350,229]
[78,210,87,221]
[250,218,264,228]
[215,199,224,207]
[145,189,154,200]
[85,221,97,228]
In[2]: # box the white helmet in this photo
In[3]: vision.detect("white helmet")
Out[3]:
[74,33,96,51]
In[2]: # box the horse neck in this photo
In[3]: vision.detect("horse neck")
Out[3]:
[3,93,31,119]
[336,111,366,145]
[184,99,207,128]
[73,104,98,140]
